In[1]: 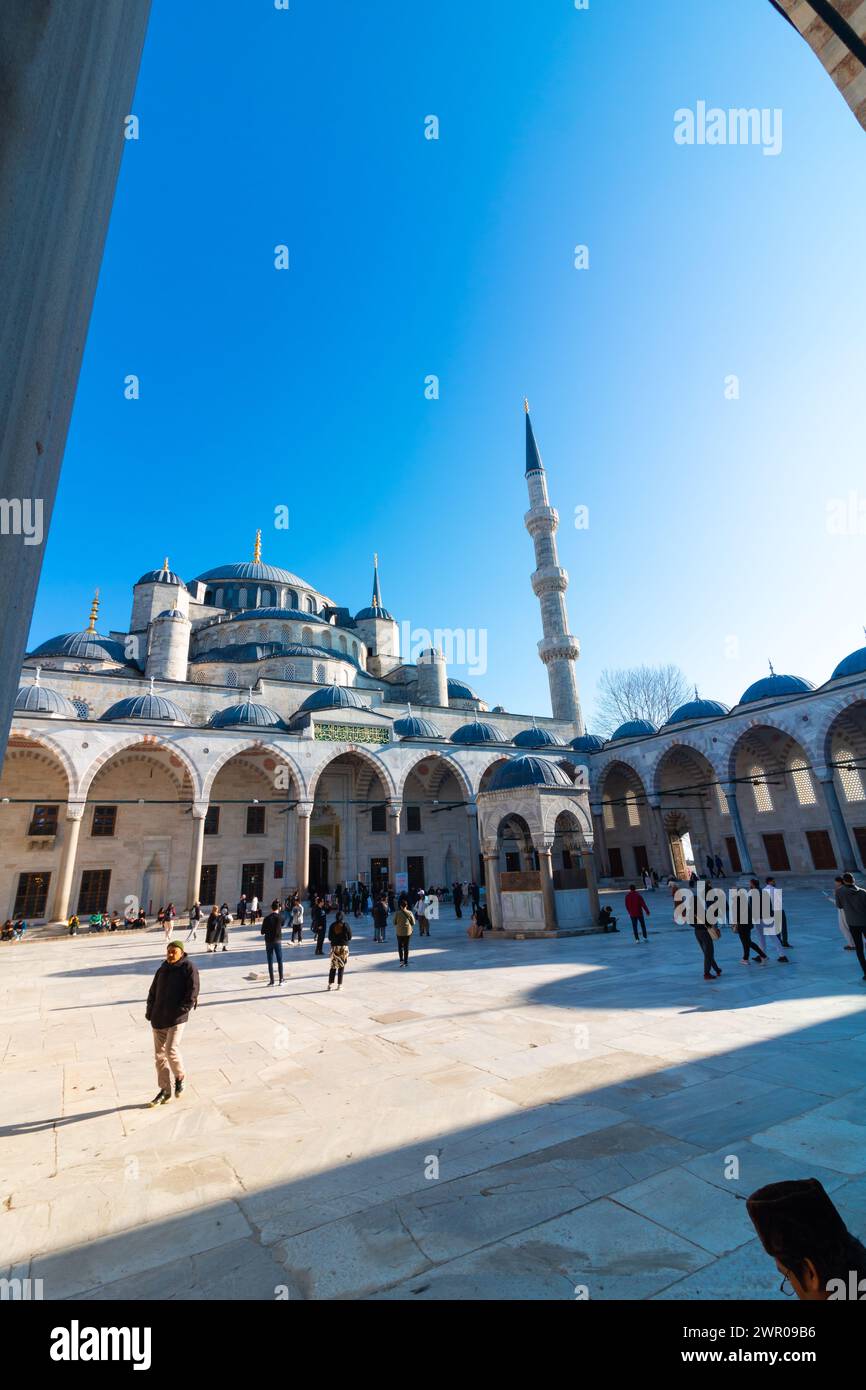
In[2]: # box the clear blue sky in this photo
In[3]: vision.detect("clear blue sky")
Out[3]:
[32,0,866,729]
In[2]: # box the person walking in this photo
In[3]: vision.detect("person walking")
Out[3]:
[236,894,247,925]
[217,902,231,951]
[145,939,200,1106]
[759,880,789,964]
[205,905,221,952]
[714,854,724,878]
[261,900,285,986]
[290,896,304,944]
[394,896,415,966]
[824,877,856,951]
[312,895,327,955]
[733,880,767,965]
[187,901,202,942]
[641,867,653,893]
[327,911,352,990]
[416,889,430,937]
[157,906,167,937]
[695,921,722,980]
[835,873,866,983]
[453,881,464,918]
[705,854,715,880]
[249,894,259,925]
[624,884,650,942]
[765,877,791,948]
[372,894,388,943]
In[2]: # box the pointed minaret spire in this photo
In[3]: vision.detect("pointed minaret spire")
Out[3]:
[522,403,583,730]
[524,399,544,475]
[86,588,100,634]
[371,552,383,611]
[253,529,262,564]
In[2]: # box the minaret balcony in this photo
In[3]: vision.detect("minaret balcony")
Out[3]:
[538,635,580,664]
[531,565,569,596]
[524,505,559,536]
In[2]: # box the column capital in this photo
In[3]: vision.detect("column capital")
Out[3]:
[65,801,86,821]
[465,803,478,818]
[535,838,555,855]
[812,765,835,783]
[387,801,402,818]
[191,802,209,819]
[296,801,314,819]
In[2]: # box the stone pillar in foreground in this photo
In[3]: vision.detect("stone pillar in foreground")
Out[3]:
[722,784,754,876]
[816,768,858,872]
[537,842,558,930]
[482,848,502,929]
[187,807,207,908]
[0,1,152,771]
[296,803,312,896]
[51,803,85,921]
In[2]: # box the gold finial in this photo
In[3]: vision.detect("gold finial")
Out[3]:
[163,556,169,572]
[523,397,530,414]
[253,529,262,564]
[87,588,100,634]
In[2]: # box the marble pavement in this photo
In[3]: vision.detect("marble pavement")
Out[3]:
[1,890,865,1300]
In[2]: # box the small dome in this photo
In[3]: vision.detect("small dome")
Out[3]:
[15,684,77,718]
[831,647,866,681]
[393,714,443,739]
[488,755,573,792]
[738,673,815,705]
[355,605,394,622]
[664,698,730,726]
[298,685,370,713]
[447,678,480,701]
[101,694,189,724]
[136,565,186,589]
[513,726,565,749]
[610,719,658,741]
[570,733,605,752]
[29,630,128,663]
[208,700,286,730]
[155,608,188,621]
[451,720,505,744]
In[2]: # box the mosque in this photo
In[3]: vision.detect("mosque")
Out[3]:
[3,406,866,931]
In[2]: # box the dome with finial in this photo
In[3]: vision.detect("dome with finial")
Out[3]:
[665,687,730,726]
[15,670,77,719]
[393,705,443,739]
[297,685,371,713]
[451,720,506,744]
[570,733,605,752]
[155,608,188,621]
[194,531,309,589]
[513,724,565,749]
[101,692,189,724]
[29,589,128,664]
[831,631,866,681]
[488,755,573,792]
[208,695,287,730]
[355,553,394,621]
[609,719,658,741]
[739,662,814,706]
[136,557,187,589]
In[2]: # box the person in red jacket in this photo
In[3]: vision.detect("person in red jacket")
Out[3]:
[624,884,650,942]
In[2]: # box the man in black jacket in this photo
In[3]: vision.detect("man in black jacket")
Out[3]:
[835,874,866,982]
[261,900,285,986]
[145,941,200,1106]
[312,896,327,955]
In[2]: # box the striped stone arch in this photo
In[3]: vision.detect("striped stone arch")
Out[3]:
[3,726,78,797]
[595,755,649,799]
[716,713,819,784]
[648,737,724,801]
[201,740,306,802]
[816,689,866,766]
[471,751,514,796]
[78,733,200,801]
[308,744,398,801]
[396,749,473,801]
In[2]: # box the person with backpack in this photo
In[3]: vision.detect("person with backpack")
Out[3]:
[394,897,415,967]
[327,911,352,990]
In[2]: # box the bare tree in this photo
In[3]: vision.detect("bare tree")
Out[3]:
[592,664,691,738]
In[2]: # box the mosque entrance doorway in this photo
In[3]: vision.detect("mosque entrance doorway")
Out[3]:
[407,856,425,893]
[310,845,329,893]
[370,856,388,893]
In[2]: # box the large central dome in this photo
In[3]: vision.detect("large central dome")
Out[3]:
[193,561,309,587]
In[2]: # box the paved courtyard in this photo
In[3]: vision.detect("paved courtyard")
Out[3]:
[2,889,865,1301]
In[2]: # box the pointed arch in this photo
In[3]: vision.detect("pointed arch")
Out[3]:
[78,734,200,801]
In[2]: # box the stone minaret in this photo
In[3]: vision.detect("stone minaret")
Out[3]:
[523,400,583,730]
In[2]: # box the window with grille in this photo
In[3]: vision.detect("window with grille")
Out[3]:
[282,663,296,681]
[226,669,239,688]
[288,591,298,609]
[315,663,326,683]
[836,749,865,802]
[407,805,422,833]
[716,784,730,816]
[14,871,51,917]
[78,869,111,915]
[199,865,218,903]
[789,759,816,806]
[246,805,266,835]
[72,698,89,719]
[603,797,614,830]
[91,805,117,837]
[28,804,58,836]
[626,791,640,826]
[204,806,220,835]
[339,636,347,653]
[321,631,331,649]
[749,765,773,813]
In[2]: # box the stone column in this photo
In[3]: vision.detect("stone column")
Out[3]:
[0,2,152,769]
[186,807,207,909]
[537,841,558,931]
[466,803,481,881]
[296,802,312,896]
[722,783,754,876]
[483,848,502,929]
[581,838,600,923]
[649,803,674,876]
[388,802,402,888]
[51,802,85,921]
[816,768,858,872]
[590,806,608,878]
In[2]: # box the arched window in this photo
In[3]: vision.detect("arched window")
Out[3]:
[238,588,248,609]
[315,663,326,683]
[602,796,614,830]
[204,590,214,605]
[339,635,347,653]
[836,747,865,802]
[226,669,239,688]
[287,590,298,609]
[306,596,316,613]
[749,764,773,813]
[352,641,359,659]
[259,587,274,608]
[626,791,640,826]
[716,783,730,817]
[321,631,331,649]
[72,698,89,719]
[282,663,296,681]
[789,758,816,807]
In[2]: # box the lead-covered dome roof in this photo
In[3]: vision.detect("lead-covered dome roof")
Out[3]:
[664,698,729,726]
[513,726,565,749]
[194,562,309,587]
[15,684,77,718]
[29,630,128,663]
[570,733,605,752]
[451,720,505,744]
[101,694,189,724]
[393,714,443,739]
[610,719,657,741]
[488,755,573,792]
[738,673,814,705]
[136,564,186,589]
[298,685,371,713]
[208,700,287,730]
[831,647,866,681]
